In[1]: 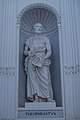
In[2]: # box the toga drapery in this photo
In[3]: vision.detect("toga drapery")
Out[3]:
[24,35,53,101]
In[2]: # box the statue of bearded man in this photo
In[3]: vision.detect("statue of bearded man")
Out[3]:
[24,23,54,102]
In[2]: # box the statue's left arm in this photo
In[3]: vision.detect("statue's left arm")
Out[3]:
[43,38,51,60]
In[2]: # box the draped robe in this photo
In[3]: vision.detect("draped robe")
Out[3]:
[24,35,53,101]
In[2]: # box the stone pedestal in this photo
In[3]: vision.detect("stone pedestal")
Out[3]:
[18,102,64,120]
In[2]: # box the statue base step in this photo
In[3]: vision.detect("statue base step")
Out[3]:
[25,101,56,110]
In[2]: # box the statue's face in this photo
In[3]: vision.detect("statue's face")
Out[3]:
[34,23,43,34]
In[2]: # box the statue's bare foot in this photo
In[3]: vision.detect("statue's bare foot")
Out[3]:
[47,98,55,102]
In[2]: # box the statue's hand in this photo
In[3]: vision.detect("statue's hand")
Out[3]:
[24,50,28,55]
[24,50,34,56]
[29,51,35,57]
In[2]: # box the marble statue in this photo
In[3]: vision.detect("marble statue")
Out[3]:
[24,23,54,102]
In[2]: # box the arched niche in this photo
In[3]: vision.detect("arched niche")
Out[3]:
[18,3,62,107]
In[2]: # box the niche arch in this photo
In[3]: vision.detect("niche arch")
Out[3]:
[17,3,62,107]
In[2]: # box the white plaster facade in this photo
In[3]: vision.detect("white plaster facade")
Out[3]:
[0,0,80,120]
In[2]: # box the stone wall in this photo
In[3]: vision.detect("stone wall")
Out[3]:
[0,0,80,120]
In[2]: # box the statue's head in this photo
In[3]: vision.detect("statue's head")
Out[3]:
[33,23,43,34]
